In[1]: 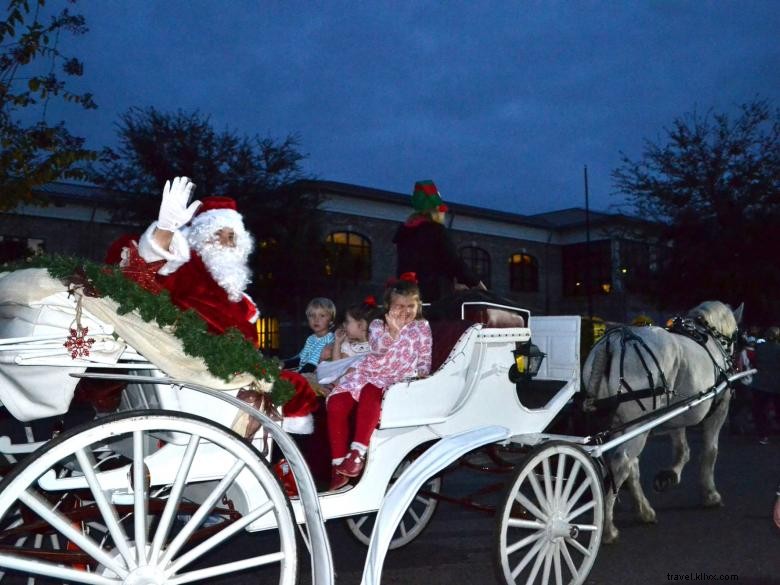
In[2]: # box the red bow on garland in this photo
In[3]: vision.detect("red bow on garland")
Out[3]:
[363,295,377,308]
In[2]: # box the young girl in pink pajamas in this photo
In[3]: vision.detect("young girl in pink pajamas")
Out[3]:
[327,274,432,490]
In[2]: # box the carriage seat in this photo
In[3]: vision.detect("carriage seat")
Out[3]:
[378,320,481,429]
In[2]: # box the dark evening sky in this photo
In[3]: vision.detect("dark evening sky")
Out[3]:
[43,1,780,214]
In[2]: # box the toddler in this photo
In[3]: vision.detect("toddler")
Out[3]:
[317,297,377,385]
[291,297,336,373]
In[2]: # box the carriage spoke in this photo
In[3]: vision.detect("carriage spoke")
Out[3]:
[414,493,433,506]
[564,535,591,557]
[167,552,286,585]
[74,446,137,570]
[150,433,201,564]
[18,489,129,578]
[407,505,422,525]
[165,501,274,576]
[527,471,551,516]
[132,430,148,565]
[553,541,563,585]
[353,515,369,531]
[515,492,548,522]
[511,536,546,580]
[566,500,596,522]
[506,528,544,555]
[540,544,554,585]
[554,453,566,504]
[542,458,554,510]
[507,518,545,530]
[559,539,578,579]
[0,552,116,585]
[524,538,548,585]
[564,478,592,516]
[159,458,247,567]
[559,460,581,504]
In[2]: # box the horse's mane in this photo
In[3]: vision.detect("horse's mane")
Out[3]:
[687,301,738,338]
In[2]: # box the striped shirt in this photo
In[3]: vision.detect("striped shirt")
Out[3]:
[298,332,335,371]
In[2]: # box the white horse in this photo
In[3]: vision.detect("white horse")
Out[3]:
[582,300,741,543]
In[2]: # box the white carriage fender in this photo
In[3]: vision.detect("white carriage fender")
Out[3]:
[73,372,334,585]
[360,425,511,585]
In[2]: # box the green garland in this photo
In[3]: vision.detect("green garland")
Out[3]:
[13,255,294,406]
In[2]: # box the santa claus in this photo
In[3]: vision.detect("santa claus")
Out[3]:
[106,176,317,434]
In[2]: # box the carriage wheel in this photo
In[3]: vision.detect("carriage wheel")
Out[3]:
[344,455,442,550]
[495,441,603,585]
[0,410,299,585]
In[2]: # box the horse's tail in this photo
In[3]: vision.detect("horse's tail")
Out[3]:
[583,334,612,411]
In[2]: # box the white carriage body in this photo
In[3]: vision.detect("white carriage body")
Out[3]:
[0,285,582,533]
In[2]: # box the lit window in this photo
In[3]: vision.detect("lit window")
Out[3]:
[459,246,491,288]
[509,253,539,292]
[256,316,280,352]
[325,231,371,281]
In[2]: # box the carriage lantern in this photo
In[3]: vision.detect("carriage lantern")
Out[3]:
[510,340,545,382]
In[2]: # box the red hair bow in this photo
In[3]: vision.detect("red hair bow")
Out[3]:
[363,295,377,308]
[386,272,418,287]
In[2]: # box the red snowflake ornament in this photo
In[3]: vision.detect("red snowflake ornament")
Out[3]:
[64,326,96,359]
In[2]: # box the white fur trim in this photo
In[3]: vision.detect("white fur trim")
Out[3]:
[137,222,191,275]
[243,293,259,323]
[282,414,314,435]
[190,209,246,234]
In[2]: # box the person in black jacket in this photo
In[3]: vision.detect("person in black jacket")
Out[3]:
[393,180,485,303]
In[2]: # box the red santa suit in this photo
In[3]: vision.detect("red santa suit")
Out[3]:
[106,195,318,434]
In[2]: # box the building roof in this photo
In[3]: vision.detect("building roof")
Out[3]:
[27,178,650,232]
[290,179,557,229]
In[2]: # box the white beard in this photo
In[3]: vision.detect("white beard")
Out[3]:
[185,221,254,303]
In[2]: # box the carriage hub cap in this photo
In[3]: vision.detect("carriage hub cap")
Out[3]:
[547,514,572,540]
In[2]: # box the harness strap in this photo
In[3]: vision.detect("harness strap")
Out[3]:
[587,386,668,411]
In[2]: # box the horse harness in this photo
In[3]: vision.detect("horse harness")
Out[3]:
[586,316,736,416]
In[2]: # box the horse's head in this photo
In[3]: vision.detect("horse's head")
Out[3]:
[687,300,743,355]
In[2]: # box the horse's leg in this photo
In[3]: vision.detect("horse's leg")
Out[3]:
[626,456,657,524]
[603,432,650,544]
[699,395,730,507]
[653,427,690,492]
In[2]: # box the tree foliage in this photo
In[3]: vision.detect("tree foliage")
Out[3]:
[1,0,98,211]
[613,100,780,323]
[92,106,325,317]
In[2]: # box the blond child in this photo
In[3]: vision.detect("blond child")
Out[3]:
[326,275,432,490]
[289,297,336,373]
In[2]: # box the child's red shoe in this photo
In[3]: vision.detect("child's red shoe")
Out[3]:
[334,449,365,478]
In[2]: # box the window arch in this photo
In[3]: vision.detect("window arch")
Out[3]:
[459,246,491,288]
[324,231,372,281]
[509,253,539,292]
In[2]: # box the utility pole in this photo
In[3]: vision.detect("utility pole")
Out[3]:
[584,165,593,322]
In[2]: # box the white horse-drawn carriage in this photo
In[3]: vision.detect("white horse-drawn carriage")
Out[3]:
[0,268,753,585]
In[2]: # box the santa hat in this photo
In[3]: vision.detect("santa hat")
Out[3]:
[189,196,246,234]
[411,180,448,213]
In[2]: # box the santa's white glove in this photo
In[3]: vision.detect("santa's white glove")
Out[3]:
[156,176,201,232]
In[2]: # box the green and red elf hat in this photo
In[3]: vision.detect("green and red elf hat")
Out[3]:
[411,180,448,213]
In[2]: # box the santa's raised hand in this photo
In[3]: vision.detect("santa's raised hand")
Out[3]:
[157,176,201,233]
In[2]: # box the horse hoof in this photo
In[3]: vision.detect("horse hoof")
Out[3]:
[702,493,723,508]
[653,470,679,492]
[638,509,657,524]
[602,528,619,544]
